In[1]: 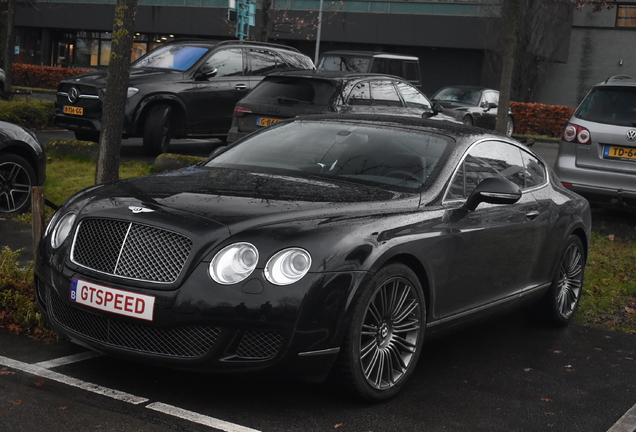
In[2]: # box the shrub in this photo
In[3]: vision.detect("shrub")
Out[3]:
[12,64,94,90]
[511,101,574,138]
[0,99,55,129]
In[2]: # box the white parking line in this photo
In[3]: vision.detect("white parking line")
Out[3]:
[35,351,102,369]
[607,403,636,432]
[0,354,261,431]
[147,402,261,432]
[0,355,147,404]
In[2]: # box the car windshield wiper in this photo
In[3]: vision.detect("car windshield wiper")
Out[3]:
[277,96,314,105]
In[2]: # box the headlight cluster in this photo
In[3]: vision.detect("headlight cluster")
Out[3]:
[209,243,311,286]
[49,212,76,249]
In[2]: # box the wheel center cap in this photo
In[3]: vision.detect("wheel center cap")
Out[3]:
[379,323,389,339]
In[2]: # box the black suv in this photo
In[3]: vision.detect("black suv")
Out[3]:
[227,70,449,143]
[54,39,314,155]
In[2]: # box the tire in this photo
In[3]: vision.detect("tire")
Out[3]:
[533,235,585,326]
[74,130,100,142]
[335,263,426,401]
[143,105,172,156]
[462,115,474,126]
[505,116,514,137]
[0,153,36,215]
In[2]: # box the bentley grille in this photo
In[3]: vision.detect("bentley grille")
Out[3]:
[71,218,192,283]
[236,330,283,360]
[48,288,220,358]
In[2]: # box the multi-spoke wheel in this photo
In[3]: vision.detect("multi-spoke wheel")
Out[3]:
[0,153,36,215]
[336,263,425,400]
[533,235,585,326]
[462,115,474,126]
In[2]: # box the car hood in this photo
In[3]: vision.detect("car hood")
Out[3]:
[74,166,420,235]
[433,100,472,111]
[64,68,186,88]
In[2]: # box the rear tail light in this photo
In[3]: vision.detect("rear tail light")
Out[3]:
[233,106,252,117]
[562,123,591,144]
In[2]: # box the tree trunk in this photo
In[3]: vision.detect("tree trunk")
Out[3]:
[95,0,138,184]
[258,0,272,42]
[495,0,520,136]
[0,0,15,97]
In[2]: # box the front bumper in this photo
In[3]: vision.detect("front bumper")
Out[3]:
[34,257,361,379]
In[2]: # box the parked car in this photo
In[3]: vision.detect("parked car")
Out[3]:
[227,70,451,143]
[36,114,590,400]
[0,121,47,215]
[317,50,421,87]
[0,68,5,92]
[54,39,315,155]
[431,86,514,137]
[555,75,636,209]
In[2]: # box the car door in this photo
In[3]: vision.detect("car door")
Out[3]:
[370,80,409,116]
[190,48,247,135]
[476,90,499,130]
[396,82,433,118]
[344,80,375,115]
[438,140,544,319]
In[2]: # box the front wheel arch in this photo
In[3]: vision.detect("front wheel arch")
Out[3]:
[135,97,187,138]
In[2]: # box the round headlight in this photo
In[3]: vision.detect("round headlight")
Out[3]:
[51,212,76,249]
[209,242,259,285]
[264,248,312,286]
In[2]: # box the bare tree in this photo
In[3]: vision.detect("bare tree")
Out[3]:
[95,0,138,184]
[0,0,16,97]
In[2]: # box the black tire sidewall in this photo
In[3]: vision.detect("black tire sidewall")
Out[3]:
[143,105,172,156]
[0,153,36,215]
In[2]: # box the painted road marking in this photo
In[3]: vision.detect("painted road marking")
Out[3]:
[35,351,102,369]
[147,402,260,432]
[0,355,147,404]
[0,354,262,432]
[607,402,636,432]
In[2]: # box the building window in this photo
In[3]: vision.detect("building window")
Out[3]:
[617,5,636,27]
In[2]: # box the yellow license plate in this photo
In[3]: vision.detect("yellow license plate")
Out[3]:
[257,117,282,127]
[604,145,636,160]
[63,105,84,116]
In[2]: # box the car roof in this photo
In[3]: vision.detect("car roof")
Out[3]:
[162,38,302,53]
[435,85,496,92]
[320,50,419,61]
[265,69,409,82]
[594,75,636,87]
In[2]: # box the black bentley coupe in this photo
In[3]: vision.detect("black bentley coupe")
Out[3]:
[36,114,590,401]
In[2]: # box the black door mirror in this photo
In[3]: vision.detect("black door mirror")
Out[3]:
[464,177,521,211]
[198,65,218,80]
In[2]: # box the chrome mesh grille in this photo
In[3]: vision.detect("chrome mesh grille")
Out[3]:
[236,330,283,360]
[48,288,219,358]
[72,218,192,283]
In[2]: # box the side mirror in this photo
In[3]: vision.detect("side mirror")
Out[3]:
[464,177,521,211]
[421,103,444,119]
[198,65,218,80]
[482,102,497,110]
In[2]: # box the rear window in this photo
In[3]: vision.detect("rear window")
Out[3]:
[245,77,337,106]
[576,86,636,127]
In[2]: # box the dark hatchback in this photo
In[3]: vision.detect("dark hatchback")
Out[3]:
[54,39,314,155]
[431,85,515,137]
[36,114,590,401]
[227,70,448,143]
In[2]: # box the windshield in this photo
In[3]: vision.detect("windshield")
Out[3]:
[317,55,371,73]
[207,120,451,191]
[132,44,210,71]
[432,88,481,106]
[576,86,636,127]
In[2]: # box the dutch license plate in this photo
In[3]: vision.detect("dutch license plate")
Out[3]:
[63,105,84,116]
[257,117,282,127]
[603,145,636,161]
[70,278,155,321]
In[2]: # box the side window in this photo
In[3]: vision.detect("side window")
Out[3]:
[404,62,420,83]
[446,141,525,200]
[482,91,498,107]
[397,82,431,109]
[348,81,372,106]
[370,80,402,107]
[248,49,288,75]
[522,151,547,189]
[203,49,244,77]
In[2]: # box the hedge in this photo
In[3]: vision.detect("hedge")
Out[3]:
[0,100,55,130]
[510,101,574,138]
[12,64,94,90]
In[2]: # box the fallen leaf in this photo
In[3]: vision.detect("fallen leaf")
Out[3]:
[545,412,555,416]
[541,398,553,402]
[334,424,343,429]
[8,399,22,406]
[553,350,562,354]
[608,234,615,241]
[626,307,636,314]
[59,406,70,410]
[35,381,45,387]
[595,348,602,351]
[524,368,533,372]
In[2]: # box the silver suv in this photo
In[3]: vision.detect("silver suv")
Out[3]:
[554,75,636,209]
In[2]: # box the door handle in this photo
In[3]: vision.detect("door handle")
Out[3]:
[235,84,247,90]
[526,210,540,220]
